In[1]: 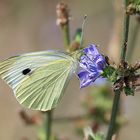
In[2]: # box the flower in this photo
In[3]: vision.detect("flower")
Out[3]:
[78,44,107,88]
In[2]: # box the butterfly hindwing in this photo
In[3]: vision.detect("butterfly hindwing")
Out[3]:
[0,51,78,111]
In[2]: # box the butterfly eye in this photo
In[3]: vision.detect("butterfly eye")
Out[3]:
[22,68,31,75]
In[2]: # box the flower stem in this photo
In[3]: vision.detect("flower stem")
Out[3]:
[106,0,130,139]
[121,0,130,61]
[120,14,130,61]
[127,18,140,62]
[106,90,121,140]
[62,24,70,50]
[46,111,52,140]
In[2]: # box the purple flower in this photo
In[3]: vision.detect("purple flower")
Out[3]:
[78,44,107,88]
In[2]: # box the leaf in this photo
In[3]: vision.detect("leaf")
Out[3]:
[84,126,95,140]
[83,127,105,140]
[124,86,134,96]
[133,0,140,4]
[102,66,118,82]
[94,134,105,140]
[74,28,82,44]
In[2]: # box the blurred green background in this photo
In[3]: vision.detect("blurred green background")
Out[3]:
[0,0,140,140]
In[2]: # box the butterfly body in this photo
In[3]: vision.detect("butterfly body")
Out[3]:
[0,50,79,111]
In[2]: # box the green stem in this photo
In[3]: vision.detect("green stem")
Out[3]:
[106,90,121,140]
[120,14,130,61]
[62,24,70,50]
[127,19,140,62]
[106,0,130,139]
[121,0,130,61]
[46,111,52,140]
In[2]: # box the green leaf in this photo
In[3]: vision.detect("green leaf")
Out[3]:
[102,66,115,77]
[38,126,58,140]
[102,66,118,82]
[74,28,82,44]
[124,86,134,96]
[133,0,140,4]
[84,127,105,140]
[94,134,105,140]
[84,127,95,140]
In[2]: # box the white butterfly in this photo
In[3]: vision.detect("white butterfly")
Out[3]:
[0,50,79,111]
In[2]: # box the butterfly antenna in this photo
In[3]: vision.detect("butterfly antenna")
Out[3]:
[80,15,87,48]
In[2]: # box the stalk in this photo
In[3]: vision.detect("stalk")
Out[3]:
[106,0,130,139]
[62,24,70,49]
[46,111,52,140]
[127,18,140,62]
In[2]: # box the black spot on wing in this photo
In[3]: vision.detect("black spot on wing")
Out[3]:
[22,68,31,75]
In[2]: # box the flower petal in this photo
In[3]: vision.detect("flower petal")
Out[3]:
[83,44,100,61]
[78,70,100,88]
[77,44,107,88]
[79,55,93,70]
[94,55,106,70]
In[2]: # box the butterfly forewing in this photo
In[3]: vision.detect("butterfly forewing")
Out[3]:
[0,50,78,111]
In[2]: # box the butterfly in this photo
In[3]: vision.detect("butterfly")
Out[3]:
[0,50,80,111]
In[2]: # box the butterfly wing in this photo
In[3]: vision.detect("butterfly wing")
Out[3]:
[0,51,78,111]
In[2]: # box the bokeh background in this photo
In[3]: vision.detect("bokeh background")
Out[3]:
[0,0,140,140]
